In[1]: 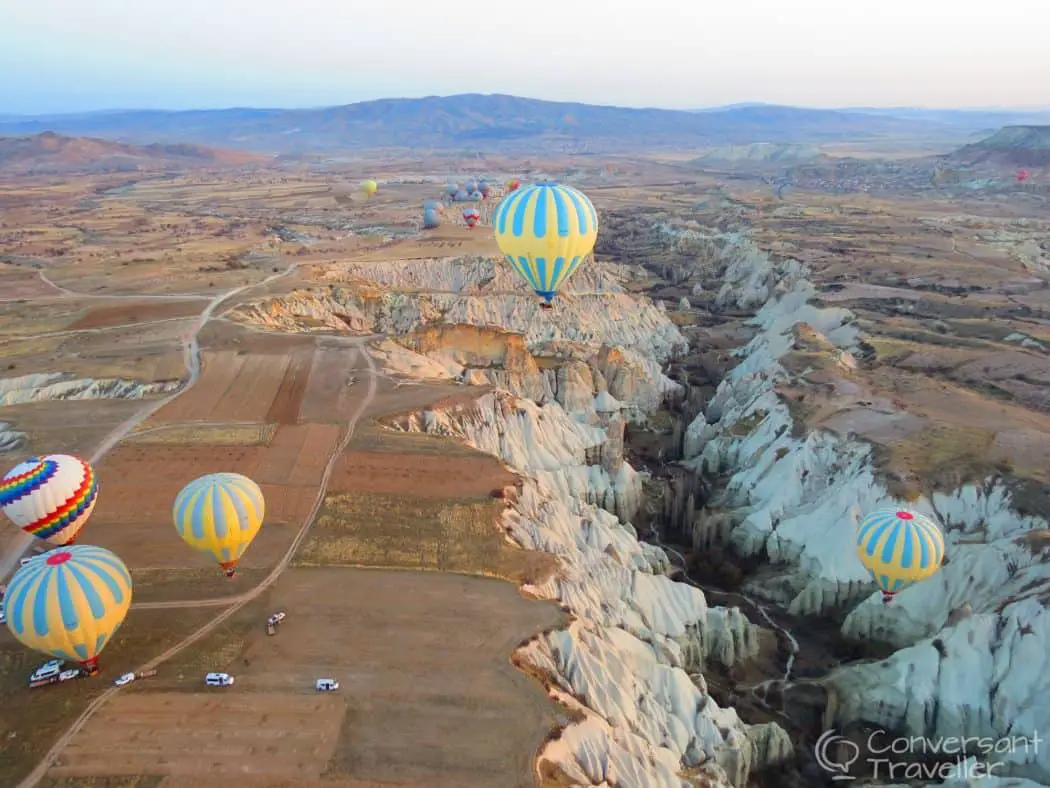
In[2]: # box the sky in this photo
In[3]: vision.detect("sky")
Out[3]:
[2,0,1049,115]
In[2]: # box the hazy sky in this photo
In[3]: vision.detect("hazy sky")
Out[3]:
[3,0,1048,114]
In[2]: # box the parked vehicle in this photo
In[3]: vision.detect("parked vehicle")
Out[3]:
[204,672,235,687]
[315,678,339,692]
[28,660,81,688]
[114,672,136,686]
[266,611,286,636]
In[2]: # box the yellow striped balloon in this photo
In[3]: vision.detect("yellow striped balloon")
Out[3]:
[173,473,264,577]
[856,507,945,602]
[492,182,598,304]
[3,545,132,674]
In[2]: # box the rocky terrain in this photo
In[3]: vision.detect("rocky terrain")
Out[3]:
[228,208,1050,784]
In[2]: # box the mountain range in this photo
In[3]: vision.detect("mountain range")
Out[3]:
[3,94,1050,155]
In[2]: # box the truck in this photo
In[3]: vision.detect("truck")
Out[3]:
[266,611,286,636]
[28,660,82,689]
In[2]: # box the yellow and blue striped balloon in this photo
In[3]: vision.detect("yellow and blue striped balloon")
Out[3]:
[173,473,265,577]
[3,545,132,673]
[492,182,598,303]
[856,508,945,601]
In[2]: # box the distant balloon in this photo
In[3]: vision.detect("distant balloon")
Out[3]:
[0,454,98,546]
[469,191,483,201]
[423,199,442,212]
[3,545,132,675]
[445,183,459,197]
[360,179,378,197]
[463,208,480,228]
[455,189,470,202]
[506,179,521,192]
[1017,169,1029,183]
[856,508,945,603]
[173,473,265,578]
[464,180,477,193]
[492,181,599,307]
[478,181,491,198]
[423,208,441,229]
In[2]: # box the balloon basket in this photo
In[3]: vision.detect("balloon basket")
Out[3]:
[224,568,236,578]
[539,302,553,311]
[81,659,100,677]
[881,593,894,604]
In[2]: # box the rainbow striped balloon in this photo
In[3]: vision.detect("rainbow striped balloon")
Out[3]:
[3,545,132,672]
[856,507,945,601]
[0,454,98,545]
[493,182,598,303]
[173,473,265,577]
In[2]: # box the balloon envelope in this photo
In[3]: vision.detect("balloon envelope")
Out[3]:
[1,454,98,545]
[360,180,378,196]
[506,179,521,192]
[454,189,470,202]
[3,545,132,672]
[173,473,265,576]
[445,183,458,196]
[856,508,944,597]
[479,181,491,196]
[464,181,477,193]
[423,208,441,228]
[492,181,598,303]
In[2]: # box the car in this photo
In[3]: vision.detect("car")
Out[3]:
[30,660,64,682]
[204,672,235,687]
[315,678,339,692]
[267,611,286,625]
[114,672,136,687]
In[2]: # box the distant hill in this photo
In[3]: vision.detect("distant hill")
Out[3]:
[0,94,1000,155]
[690,142,826,166]
[0,131,267,173]
[945,126,1050,167]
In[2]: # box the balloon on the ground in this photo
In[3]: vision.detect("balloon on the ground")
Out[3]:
[856,508,945,603]
[360,179,378,197]
[492,181,599,304]
[0,454,99,546]
[3,545,132,675]
[173,473,265,578]
[454,189,470,202]
[423,208,441,228]
[463,208,480,228]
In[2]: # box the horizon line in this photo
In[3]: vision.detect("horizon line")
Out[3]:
[3,92,1050,118]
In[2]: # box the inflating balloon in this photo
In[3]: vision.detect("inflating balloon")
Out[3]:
[856,508,945,603]
[3,545,132,675]
[492,181,598,308]
[360,179,378,197]
[0,454,98,546]
[173,473,265,577]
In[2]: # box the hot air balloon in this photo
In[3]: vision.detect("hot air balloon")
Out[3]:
[478,181,491,199]
[856,508,945,603]
[423,199,441,212]
[1,454,98,546]
[463,208,480,228]
[423,208,441,229]
[492,182,598,309]
[173,473,265,578]
[3,545,132,676]
[1017,169,1029,183]
[469,190,483,201]
[360,180,378,197]
[464,180,477,193]
[455,189,470,202]
[445,183,458,197]
[506,179,521,192]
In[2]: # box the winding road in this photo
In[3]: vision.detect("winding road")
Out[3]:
[5,266,381,787]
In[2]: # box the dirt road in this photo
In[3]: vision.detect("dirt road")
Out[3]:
[0,265,299,580]
[16,338,377,788]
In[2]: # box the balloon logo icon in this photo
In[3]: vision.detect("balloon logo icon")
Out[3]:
[814,729,859,781]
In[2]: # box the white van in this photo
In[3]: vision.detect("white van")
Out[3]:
[204,672,235,687]
[315,678,339,692]
[30,660,64,682]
